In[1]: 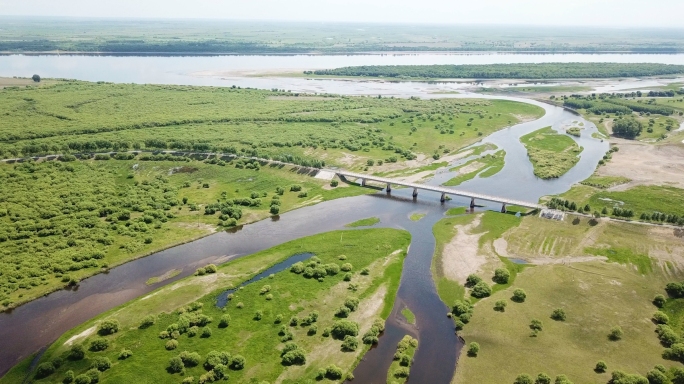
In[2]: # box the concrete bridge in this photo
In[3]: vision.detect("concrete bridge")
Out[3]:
[327,169,542,212]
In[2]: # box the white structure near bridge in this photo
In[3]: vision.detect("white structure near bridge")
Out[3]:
[324,169,542,212]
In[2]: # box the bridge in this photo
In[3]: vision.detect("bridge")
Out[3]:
[327,169,543,212]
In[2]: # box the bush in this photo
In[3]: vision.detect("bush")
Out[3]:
[290,262,305,274]
[465,274,482,287]
[230,355,246,370]
[610,370,648,384]
[467,342,480,357]
[653,294,666,308]
[494,300,507,312]
[341,263,353,272]
[343,272,353,281]
[68,344,86,360]
[535,373,551,384]
[201,327,212,338]
[613,117,643,139]
[168,356,184,373]
[394,367,410,378]
[219,314,231,328]
[89,338,109,352]
[493,268,510,284]
[204,351,231,370]
[74,374,92,384]
[514,374,534,384]
[166,340,179,350]
[281,344,306,366]
[97,319,120,335]
[331,319,359,339]
[470,281,491,298]
[653,311,670,325]
[64,370,75,383]
[330,180,339,187]
[609,326,624,341]
[35,362,55,379]
[554,374,573,384]
[325,364,343,379]
[118,349,133,360]
[90,357,111,372]
[646,369,668,384]
[140,314,156,328]
[595,361,607,373]
[335,306,351,318]
[341,335,359,351]
[179,351,202,367]
[344,297,360,311]
[512,288,527,302]
[551,308,566,321]
[530,319,543,331]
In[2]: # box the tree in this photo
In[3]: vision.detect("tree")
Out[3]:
[269,205,280,215]
[32,74,41,82]
[514,374,534,384]
[653,294,666,308]
[602,207,608,215]
[467,342,480,356]
[230,355,246,370]
[471,281,492,298]
[493,268,510,284]
[140,315,156,328]
[168,356,184,373]
[494,300,507,312]
[341,335,359,351]
[90,357,112,372]
[98,319,120,335]
[530,319,543,332]
[653,311,670,325]
[609,326,624,341]
[595,361,607,373]
[331,320,359,339]
[646,369,668,384]
[512,288,527,303]
[554,374,573,384]
[35,362,55,379]
[89,338,109,351]
[69,344,86,360]
[612,117,643,139]
[466,274,483,287]
[535,373,551,384]
[551,308,566,321]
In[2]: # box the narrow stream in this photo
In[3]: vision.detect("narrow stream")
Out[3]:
[0,77,606,381]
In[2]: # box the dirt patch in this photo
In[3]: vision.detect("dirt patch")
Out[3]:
[169,166,198,174]
[598,140,684,189]
[267,96,339,101]
[396,170,434,184]
[526,256,607,265]
[441,216,490,284]
[456,161,485,175]
[174,222,217,233]
[64,326,96,346]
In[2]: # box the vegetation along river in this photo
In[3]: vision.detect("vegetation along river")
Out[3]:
[0,55,609,382]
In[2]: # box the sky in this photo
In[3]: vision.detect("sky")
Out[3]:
[1,0,683,28]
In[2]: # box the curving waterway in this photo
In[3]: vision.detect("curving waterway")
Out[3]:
[0,57,609,382]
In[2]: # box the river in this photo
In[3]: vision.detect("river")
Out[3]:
[0,54,609,382]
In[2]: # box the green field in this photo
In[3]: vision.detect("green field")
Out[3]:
[521,127,583,179]
[345,217,380,228]
[579,175,631,189]
[386,335,418,384]
[0,159,371,310]
[444,150,506,186]
[1,229,411,384]
[0,81,542,171]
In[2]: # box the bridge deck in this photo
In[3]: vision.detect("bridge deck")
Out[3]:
[329,169,542,209]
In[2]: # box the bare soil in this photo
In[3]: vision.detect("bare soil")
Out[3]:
[441,216,497,284]
[600,140,684,190]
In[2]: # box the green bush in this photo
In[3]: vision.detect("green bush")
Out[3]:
[530,319,543,331]
[493,268,510,284]
[74,374,92,384]
[514,374,534,384]
[204,351,231,370]
[63,370,75,383]
[551,308,566,321]
[325,364,343,380]
[465,274,482,287]
[535,373,551,384]
[394,367,410,378]
[89,338,109,352]
[646,369,668,384]
[68,344,86,360]
[595,361,607,373]
[494,300,507,312]
[653,311,669,325]
[168,356,184,373]
[201,327,212,338]
[230,354,246,370]
[609,326,624,341]
[179,351,202,367]
[219,314,231,328]
[470,281,491,298]
[118,349,133,360]
[90,357,112,372]
[653,294,666,308]
[512,288,527,303]
[331,319,359,339]
[140,314,156,328]
[35,362,55,379]
[97,319,120,335]
[467,342,480,357]
[341,335,359,351]
[554,374,573,384]
[166,340,179,350]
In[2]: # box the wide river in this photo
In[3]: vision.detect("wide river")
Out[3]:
[0,53,616,382]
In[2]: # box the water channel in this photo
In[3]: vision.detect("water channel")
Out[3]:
[0,54,611,381]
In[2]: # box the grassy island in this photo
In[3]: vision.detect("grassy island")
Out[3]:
[521,127,583,179]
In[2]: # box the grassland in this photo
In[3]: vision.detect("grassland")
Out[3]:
[0,159,372,310]
[386,335,418,384]
[444,150,506,186]
[1,229,411,384]
[451,215,684,383]
[579,175,631,189]
[409,213,426,222]
[521,127,583,179]
[0,81,542,171]
[400,308,415,324]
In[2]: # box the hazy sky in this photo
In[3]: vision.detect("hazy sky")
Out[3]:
[1,0,683,28]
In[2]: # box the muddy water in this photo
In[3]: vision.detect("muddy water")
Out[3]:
[0,65,608,381]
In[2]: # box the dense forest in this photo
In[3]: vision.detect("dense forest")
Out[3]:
[311,63,684,79]
[563,93,684,116]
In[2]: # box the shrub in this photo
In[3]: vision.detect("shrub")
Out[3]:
[514,374,534,384]
[204,264,217,273]
[140,314,156,328]
[610,370,649,384]
[341,335,359,351]
[341,263,353,272]
[118,349,133,360]
[89,338,109,352]
[530,319,543,331]
[470,281,491,298]
[274,314,283,324]
[551,308,566,321]
[90,357,111,372]
[168,356,184,373]
[400,353,411,366]
[609,326,624,341]
[68,344,86,360]
[166,340,179,350]
[204,351,231,370]
[361,268,370,275]
[201,327,212,338]
[290,185,302,192]
[613,117,643,139]
[236,302,244,309]
[343,272,353,281]
[179,351,202,367]
[289,316,299,326]
[554,374,573,384]
[219,314,231,328]
[158,331,170,339]
[230,355,246,370]
[467,342,480,357]
[290,262,305,274]
[35,362,55,379]
[308,325,318,335]
[595,361,607,373]
[331,320,359,339]
[344,297,360,311]
[512,288,527,302]
[281,344,306,366]
[330,180,339,187]
[64,370,75,383]
[322,327,331,337]
[493,268,510,284]
[394,367,410,378]
[97,319,120,335]
[647,369,668,384]
[653,294,666,308]
[335,306,351,318]
[324,263,340,275]
[494,300,507,312]
[653,311,670,325]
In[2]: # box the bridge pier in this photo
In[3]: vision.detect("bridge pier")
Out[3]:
[386,183,392,192]
[470,197,476,209]
[361,179,366,187]
[501,203,507,213]
[412,188,418,197]
[440,192,446,203]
